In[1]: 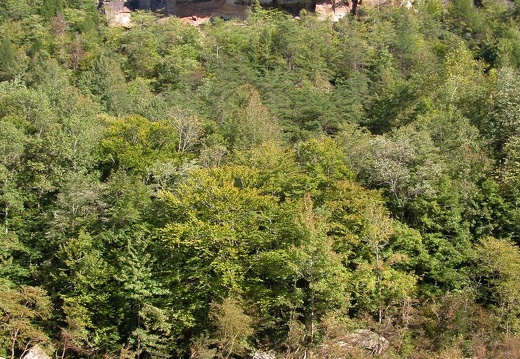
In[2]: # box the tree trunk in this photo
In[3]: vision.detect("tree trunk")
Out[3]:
[350,0,359,15]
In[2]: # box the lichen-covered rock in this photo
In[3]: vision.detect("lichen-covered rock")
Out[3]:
[318,329,390,357]
[100,0,132,27]
[251,351,276,359]
[21,345,51,359]
[344,329,389,355]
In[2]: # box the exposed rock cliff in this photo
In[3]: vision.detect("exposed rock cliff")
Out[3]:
[101,0,350,26]
[101,0,132,26]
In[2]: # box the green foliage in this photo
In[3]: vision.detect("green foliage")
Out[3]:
[40,0,64,20]
[292,194,350,339]
[78,53,131,115]
[226,86,282,150]
[295,137,353,194]
[474,237,520,333]
[0,0,41,20]
[98,115,179,178]
[0,36,16,81]
[232,141,304,199]
[484,67,520,160]
[55,231,119,354]
[324,180,421,322]
[1,1,520,357]
[208,297,254,358]
[0,285,52,358]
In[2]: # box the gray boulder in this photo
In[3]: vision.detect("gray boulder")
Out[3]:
[21,345,51,359]
[345,329,389,355]
[251,351,276,359]
[318,329,390,357]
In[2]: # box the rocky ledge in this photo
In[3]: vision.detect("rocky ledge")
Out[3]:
[101,0,351,26]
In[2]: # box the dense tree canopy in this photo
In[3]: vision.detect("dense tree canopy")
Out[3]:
[2,0,520,357]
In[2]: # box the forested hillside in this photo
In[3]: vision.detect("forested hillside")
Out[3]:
[2,0,520,357]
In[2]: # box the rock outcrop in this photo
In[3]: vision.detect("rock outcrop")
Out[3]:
[100,0,132,27]
[318,329,390,357]
[100,0,326,26]
[21,345,51,359]
[345,329,390,354]
[100,0,355,27]
[251,351,276,359]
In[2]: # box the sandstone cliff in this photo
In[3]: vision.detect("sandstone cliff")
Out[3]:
[102,0,350,26]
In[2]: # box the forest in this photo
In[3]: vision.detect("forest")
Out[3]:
[1,0,520,357]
